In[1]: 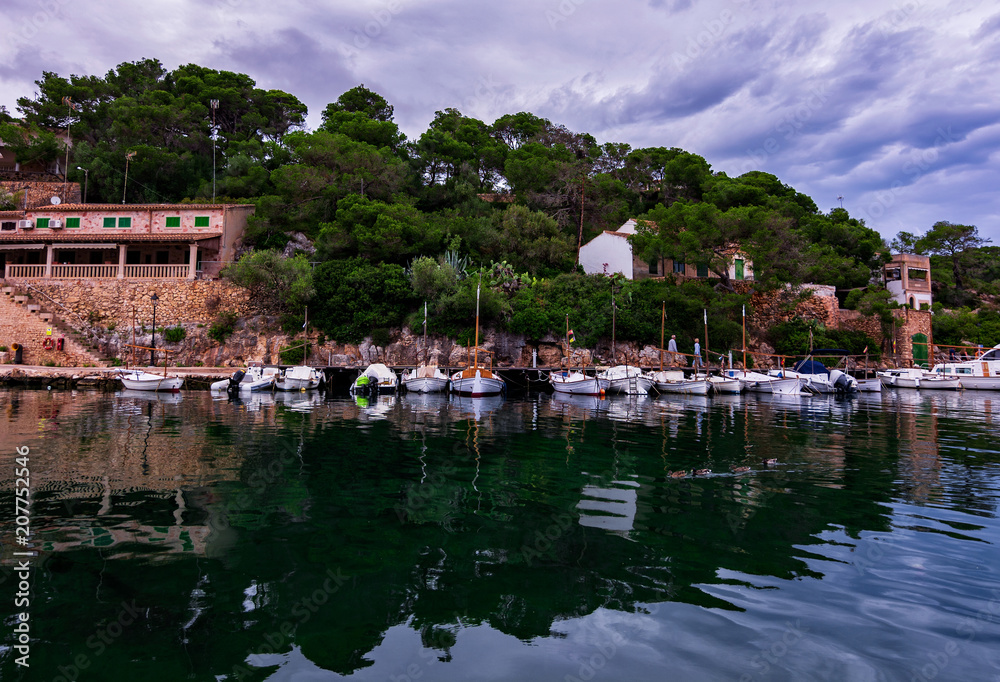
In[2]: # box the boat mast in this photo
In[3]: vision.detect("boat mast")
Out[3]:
[660,300,665,371]
[565,313,570,369]
[423,301,428,366]
[611,286,616,365]
[703,308,709,370]
[302,305,308,365]
[742,304,746,374]
[473,275,480,369]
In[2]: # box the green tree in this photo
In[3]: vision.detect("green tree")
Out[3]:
[221,250,314,313]
[916,221,990,290]
[312,259,415,342]
[320,85,404,152]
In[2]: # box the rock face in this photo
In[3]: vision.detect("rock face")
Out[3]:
[282,232,317,258]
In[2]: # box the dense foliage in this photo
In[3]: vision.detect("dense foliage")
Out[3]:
[14,59,998,347]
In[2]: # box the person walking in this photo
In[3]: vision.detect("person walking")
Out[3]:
[693,338,702,369]
[667,334,678,366]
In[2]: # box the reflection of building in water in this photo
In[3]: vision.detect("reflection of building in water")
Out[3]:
[0,391,262,560]
[890,393,942,504]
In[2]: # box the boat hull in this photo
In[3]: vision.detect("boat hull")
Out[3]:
[550,372,603,396]
[451,372,504,397]
[119,371,183,392]
[404,376,450,393]
[707,377,742,394]
[746,377,805,394]
[605,375,653,395]
[856,378,882,392]
[958,376,1000,390]
[654,379,709,395]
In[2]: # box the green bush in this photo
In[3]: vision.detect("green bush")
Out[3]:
[208,311,239,343]
[312,259,416,343]
[163,326,187,343]
[279,344,305,364]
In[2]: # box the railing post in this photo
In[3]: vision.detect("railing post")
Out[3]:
[117,244,126,279]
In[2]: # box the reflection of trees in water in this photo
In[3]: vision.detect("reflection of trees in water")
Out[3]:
[5,390,997,679]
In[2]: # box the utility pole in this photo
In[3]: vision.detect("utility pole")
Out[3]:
[210,100,219,202]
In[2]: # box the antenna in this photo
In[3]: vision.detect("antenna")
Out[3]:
[837,195,844,208]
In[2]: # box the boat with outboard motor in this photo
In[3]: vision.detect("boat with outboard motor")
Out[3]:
[351,363,399,395]
[210,362,277,393]
[769,352,858,394]
[596,365,653,395]
[879,367,961,390]
[116,368,184,392]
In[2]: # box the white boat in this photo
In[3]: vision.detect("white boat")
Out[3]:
[351,363,399,394]
[549,370,603,395]
[402,364,450,393]
[210,363,277,392]
[116,369,184,392]
[722,369,806,395]
[649,370,710,395]
[276,365,323,391]
[705,374,743,394]
[769,364,857,394]
[879,367,960,390]
[451,278,505,398]
[596,365,653,394]
[931,343,1000,390]
[857,377,882,392]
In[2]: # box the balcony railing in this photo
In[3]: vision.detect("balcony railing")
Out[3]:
[51,264,119,279]
[5,263,192,279]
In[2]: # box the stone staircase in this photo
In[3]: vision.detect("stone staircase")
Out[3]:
[0,285,106,367]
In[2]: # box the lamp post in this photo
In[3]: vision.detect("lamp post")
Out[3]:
[150,293,159,366]
[76,166,88,204]
[210,99,219,202]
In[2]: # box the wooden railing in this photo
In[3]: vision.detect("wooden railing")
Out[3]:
[4,264,46,278]
[51,264,119,279]
[123,264,189,279]
[5,263,190,279]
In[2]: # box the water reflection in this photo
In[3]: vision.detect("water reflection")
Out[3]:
[0,388,997,681]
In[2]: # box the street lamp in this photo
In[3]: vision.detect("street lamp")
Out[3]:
[76,166,88,204]
[150,293,159,366]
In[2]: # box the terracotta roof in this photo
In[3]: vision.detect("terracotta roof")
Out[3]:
[0,232,223,243]
[0,203,254,215]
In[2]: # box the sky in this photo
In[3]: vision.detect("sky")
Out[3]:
[2,0,999,244]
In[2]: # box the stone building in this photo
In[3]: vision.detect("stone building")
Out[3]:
[0,202,254,280]
[884,253,932,310]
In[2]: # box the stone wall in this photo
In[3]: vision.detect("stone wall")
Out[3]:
[28,279,252,331]
[0,180,81,208]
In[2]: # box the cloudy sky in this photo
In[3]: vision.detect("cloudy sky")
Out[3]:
[3,0,999,243]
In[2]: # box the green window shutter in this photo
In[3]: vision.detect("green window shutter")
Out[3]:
[194,216,210,227]
[119,217,132,228]
[66,217,81,228]
[697,264,708,278]
[36,218,50,228]
[165,217,181,228]
[103,217,116,228]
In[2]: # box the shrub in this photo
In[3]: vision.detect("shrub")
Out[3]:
[0,345,7,352]
[163,326,187,343]
[279,344,305,364]
[208,311,239,343]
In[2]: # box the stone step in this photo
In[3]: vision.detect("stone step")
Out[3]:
[13,295,28,304]
[27,304,41,313]
[39,312,54,322]
[2,287,14,296]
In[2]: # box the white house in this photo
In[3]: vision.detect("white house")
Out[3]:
[885,253,932,309]
[578,219,753,282]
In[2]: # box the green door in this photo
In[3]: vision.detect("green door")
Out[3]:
[912,333,928,367]
[734,259,744,280]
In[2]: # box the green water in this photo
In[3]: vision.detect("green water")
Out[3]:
[1,388,999,681]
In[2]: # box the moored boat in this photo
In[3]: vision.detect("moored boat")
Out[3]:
[549,370,603,396]
[879,368,960,390]
[351,363,399,395]
[722,369,806,395]
[450,277,505,398]
[596,365,653,395]
[116,368,184,392]
[210,363,277,393]
[931,343,1000,390]
[277,365,323,391]
[403,364,450,393]
[650,370,710,395]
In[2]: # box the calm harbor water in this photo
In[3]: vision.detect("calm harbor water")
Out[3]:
[1,387,999,681]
